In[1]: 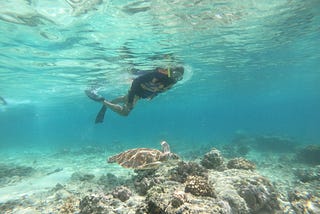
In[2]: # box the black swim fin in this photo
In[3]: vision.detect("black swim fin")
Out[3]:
[95,105,107,123]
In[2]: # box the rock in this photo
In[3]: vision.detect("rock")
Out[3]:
[184,175,216,197]
[111,186,132,202]
[200,148,225,170]
[227,158,256,170]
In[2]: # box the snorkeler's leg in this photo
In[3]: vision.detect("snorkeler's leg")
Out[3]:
[94,96,128,123]
[111,95,127,104]
[102,100,131,116]
[102,95,138,117]
[95,96,128,123]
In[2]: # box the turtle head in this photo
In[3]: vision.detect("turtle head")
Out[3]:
[161,141,170,153]
[160,141,179,161]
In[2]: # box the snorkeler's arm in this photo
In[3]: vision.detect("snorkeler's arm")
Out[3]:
[163,83,175,91]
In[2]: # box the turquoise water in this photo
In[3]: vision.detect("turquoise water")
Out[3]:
[0,0,320,151]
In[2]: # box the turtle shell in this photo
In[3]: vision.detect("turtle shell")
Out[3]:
[107,148,165,169]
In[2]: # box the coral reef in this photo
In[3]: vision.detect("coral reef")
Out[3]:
[111,186,132,202]
[136,157,280,213]
[184,175,216,197]
[75,147,283,214]
[79,194,112,214]
[170,190,186,208]
[79,193,144,214]
[227,157,256,170]
[288,190,320,214]
[133,169,164,195]
[144,168,280,214]
[210,169,280,213]
[3,146,317,213]
[200,148,225,170]
[296,144,320,165]
[169,161,208,183]
[145,181,226,214]
[59,197,77,214]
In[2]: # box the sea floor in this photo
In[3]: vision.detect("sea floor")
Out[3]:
[0,142,319,213]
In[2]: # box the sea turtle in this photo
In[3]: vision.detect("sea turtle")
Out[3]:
[107,141,179,169]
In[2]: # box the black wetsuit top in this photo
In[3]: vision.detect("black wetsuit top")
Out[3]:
[128,69,176,105]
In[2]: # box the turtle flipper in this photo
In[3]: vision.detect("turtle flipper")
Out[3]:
[136,161,162,169]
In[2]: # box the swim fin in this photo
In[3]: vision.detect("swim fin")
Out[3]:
[85,90,105,102]
[95,105,107,123]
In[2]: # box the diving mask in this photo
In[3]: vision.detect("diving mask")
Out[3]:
[168,66,184,81]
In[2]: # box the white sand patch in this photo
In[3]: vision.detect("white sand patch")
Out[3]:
[0,170,72,203]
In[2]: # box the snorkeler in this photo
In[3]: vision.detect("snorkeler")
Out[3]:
[0,96,7,105]
[85,66,184,123]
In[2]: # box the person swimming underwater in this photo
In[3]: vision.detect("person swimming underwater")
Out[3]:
[85,66,184,123]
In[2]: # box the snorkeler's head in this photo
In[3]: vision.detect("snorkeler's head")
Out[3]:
[169,66,184,82]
